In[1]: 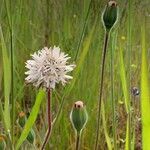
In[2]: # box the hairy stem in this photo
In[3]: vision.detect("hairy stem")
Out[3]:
[95,31,109,150]
[41,89,52,150]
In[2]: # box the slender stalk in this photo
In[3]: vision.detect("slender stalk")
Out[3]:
[4,0,14,145]
[10,0,14,144]
[76,131,81,150]
[132,95,136,148]
[95,31,109,150]
[44,0,50,46]
[52,94,65,126]
[74,0,92,60]
[127,0,132,149]
[41,2,51,148]
[111,33,117,150]
[0,103,13,150]
[41,89,52,150]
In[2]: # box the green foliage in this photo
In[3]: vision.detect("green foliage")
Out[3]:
[0,0,149,149]
[141,23,150,150]
[16,89,45,149]
[18,112,35,144]
[0,26,11,131]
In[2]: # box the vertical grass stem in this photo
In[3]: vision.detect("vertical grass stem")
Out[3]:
[74,0,92,60]
[111,33,117,150]
[95,31,109,150]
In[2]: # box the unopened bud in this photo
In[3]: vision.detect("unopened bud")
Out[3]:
[70,101,88,132]
[18,111,26,128]
[18,111,35,144]
[0,135,6,149]
[27,129,35,144]
[102,1,118,31]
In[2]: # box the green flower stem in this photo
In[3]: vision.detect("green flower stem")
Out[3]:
[41,89,52,150]
[95,31,109,150]
[76,131,81,150]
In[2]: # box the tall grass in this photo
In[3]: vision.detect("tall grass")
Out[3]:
[16,89,45,149]
[0,0,149,149]
[4,0,15,144]
[0,25,11,134]
[110,32,117,150]
[141,20,150,150]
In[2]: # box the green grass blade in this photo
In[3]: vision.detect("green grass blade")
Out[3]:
[16,89,45,149]
[131,126,135,150]
[141,23,150,150]
[0,25,11,131]
[74,0,92,60]
[119,46,129,113]
[102,101,112,150]
[69,20,97,92]
[111,32,117,149]
[125,117,129,150]
[0,99,6,131]
[119,45,130,150]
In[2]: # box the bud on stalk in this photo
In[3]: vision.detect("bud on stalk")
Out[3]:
[102,1,118,31]
[70,101,88,133]
[0,135,6,150]
[70,101,88,150]
[18,111,35,144]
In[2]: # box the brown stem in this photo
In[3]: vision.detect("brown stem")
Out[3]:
[95,31,109,150]
[41,89,52,150]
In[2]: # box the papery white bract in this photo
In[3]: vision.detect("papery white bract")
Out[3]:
[25,46,75,89]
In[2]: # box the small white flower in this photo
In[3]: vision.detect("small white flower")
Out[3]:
[25,46,75,89]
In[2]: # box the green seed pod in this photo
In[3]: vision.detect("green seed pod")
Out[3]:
[27,129,35,144]
[18,111,35,144]
[102,1,118,31]
[0,135,6,150]
[70,101,88,132]
[18,111,26,128]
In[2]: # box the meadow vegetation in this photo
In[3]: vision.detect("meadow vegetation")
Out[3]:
[0,0,150,149]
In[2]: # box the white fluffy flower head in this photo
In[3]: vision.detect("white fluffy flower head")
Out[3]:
[25,46,75,89]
